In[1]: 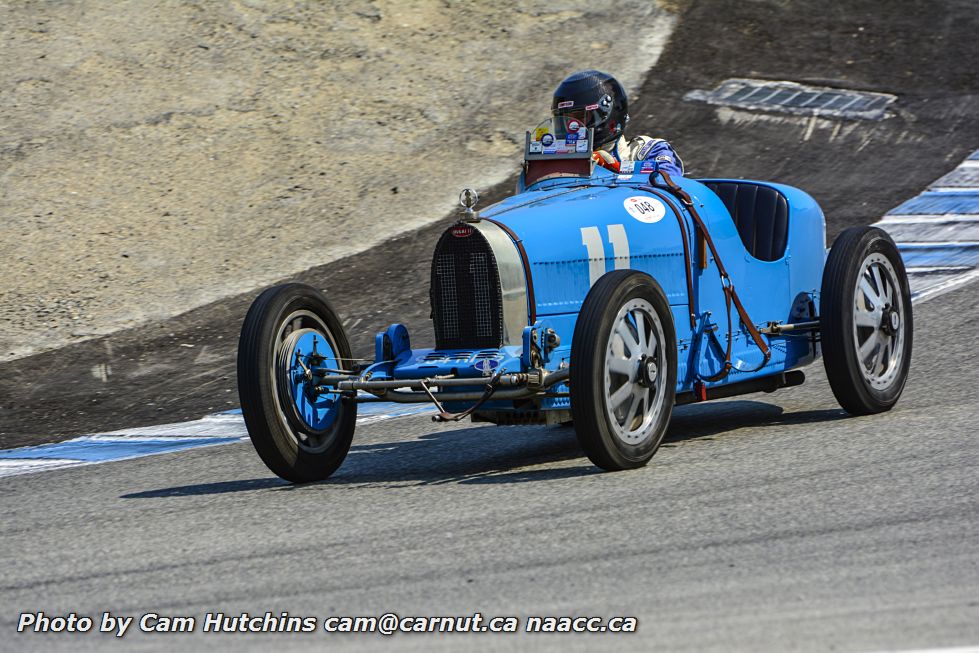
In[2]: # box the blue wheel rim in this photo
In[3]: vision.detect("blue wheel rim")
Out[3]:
[285,329,340,431]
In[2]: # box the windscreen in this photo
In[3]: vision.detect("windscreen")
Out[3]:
[526,117,592,158]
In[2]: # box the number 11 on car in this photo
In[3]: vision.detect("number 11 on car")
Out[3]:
[581,224,630,286]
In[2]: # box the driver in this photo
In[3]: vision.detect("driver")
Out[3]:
[552,70,684,176]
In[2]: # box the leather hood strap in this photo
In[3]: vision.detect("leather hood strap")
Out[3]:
[652,171,772,380]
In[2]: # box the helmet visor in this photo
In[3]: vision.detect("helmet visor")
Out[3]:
[554,98,612,131]
[550,111,591,140]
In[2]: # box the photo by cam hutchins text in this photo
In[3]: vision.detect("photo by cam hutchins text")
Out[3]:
[17,612,315,636]
[17,611,640,636]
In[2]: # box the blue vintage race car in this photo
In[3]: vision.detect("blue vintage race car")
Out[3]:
[237,120,913,482]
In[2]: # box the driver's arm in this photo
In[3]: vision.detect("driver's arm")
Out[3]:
[628,136,685,176]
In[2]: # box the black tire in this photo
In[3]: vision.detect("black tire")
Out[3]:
[570,270,677,470]
[237,283,357,482]
[821,226,913,415]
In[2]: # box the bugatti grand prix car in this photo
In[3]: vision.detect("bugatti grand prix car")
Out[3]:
[237,119,913,482]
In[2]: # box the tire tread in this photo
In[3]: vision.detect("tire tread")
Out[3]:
[237,283,356,482]
[821,227,913,415]
[570,270,676,470]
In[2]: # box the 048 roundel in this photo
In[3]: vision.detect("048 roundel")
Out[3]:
[623,196,666,223]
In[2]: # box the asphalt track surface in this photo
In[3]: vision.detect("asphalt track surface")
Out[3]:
[3,1,979,651]
[2,284,977,652]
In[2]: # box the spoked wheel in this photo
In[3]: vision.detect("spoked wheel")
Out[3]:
[571,270,676,470]
[821,226,913,415]
[237,283,357,482]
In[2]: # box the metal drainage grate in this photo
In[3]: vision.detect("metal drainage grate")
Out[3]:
[684,78,896,121]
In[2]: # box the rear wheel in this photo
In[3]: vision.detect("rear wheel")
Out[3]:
[821,226,913,415]
[237,283,357,482]
[571,270,676,470]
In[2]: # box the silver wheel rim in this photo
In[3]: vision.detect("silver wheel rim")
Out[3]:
[603,298,668,445]
[272,309,340,453]
[852,253,906,390]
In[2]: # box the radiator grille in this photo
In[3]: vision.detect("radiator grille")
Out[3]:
[430,224,504,349]
[435,254,458,341]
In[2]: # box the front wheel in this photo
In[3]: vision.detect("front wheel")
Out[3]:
[237,283,357,482]
[821,226,913,415]
[570,270,677,470]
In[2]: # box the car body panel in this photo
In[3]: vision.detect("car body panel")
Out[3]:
[375,160,827,416]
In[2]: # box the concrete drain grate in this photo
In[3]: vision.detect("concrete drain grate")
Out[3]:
[684,78,896,121]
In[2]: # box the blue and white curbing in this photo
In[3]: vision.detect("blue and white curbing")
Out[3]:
[2,150,978,479]
[875,149,979,302]
[0,402,434,479]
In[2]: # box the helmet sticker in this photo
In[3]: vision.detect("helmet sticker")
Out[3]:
[623,196,666,223]
[557,100,574,109]
[585,103,599,110]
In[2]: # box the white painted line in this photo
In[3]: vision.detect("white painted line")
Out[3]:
[910,268,979,303]
[101,412,248,438]
[878,214,979,224]
[893,241,979,248]
[906,265,973,273]
[0,458,86,475]
[855,647,979,653]
[883,222,979,244]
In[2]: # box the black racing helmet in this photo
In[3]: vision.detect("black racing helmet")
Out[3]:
[551,70,629,147]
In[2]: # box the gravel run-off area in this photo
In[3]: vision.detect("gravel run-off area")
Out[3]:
[0,0,678,361]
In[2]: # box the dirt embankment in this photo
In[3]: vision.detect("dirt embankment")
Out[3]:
[0,0,677,361]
